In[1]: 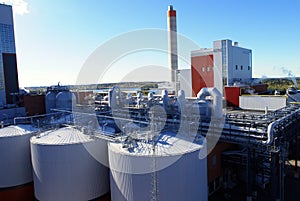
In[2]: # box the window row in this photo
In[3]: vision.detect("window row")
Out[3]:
[201,66,214,72]
[235,65,251,70]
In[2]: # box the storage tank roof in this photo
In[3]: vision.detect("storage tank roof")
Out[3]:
[30,127,94,145]
[0,125,37,137]
[109,132,204,156]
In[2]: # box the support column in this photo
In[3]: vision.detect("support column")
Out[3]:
[271,151,280,201]
[246,148,253,201]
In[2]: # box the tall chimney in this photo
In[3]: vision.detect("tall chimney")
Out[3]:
[167,5,178,91]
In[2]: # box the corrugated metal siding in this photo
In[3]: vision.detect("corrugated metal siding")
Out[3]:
[31,127,109,201]
[109,136,208,201]
[239,95,286,111]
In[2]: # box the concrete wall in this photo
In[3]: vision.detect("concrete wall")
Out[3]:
[178,69,192,97]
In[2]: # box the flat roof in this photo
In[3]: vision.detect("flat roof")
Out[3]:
[191,48,213,57]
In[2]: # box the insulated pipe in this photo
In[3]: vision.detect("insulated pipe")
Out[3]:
[264,121,278,145]
[197,88,209,100]
[112,86,121,99]
[177,90,185,103]
[197,87,223,118]
[109,86,121,108]
[161,90,168,110]
[264,108,300,145]
[210,88,223,118]
[177,90,186,114]
[137,92,143,99]
[148,92,153,100]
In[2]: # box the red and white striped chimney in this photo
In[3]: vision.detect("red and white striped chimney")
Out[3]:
[167,5,178,88]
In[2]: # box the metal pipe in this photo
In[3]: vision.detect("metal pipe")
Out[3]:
[13,111,66,125]
[197,87,223,118]
[263,107,300,144]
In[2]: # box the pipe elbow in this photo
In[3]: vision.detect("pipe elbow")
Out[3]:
[197,88,209,100]
[265,121,278,144]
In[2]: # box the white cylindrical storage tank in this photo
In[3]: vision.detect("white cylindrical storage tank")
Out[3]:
[56,91,76,111]
[30,127,109,201]
[109,134,207,201]
[0,125,37,188]
[45,91,57,113]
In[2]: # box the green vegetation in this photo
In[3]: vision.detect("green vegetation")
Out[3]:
[141,83,158,91]
[25,81,161,94]
[261,78,299,92]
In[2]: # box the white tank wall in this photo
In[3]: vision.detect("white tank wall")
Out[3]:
[0,125,37,188]
[108,136,207,201]
[30,127,109,201]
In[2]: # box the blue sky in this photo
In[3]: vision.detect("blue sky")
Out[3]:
[6,0,300,87]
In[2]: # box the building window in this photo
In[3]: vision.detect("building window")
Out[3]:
[248,66,250,70]
[207,67,210,71]
[241,65,243,70]
[202,67,205,72]
[236,65,238,70]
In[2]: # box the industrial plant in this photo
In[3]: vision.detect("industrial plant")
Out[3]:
[1,3,300,201]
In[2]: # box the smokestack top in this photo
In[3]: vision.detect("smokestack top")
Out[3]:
[167,5,176,17]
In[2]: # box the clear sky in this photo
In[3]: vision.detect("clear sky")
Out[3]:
[5,0,300,87]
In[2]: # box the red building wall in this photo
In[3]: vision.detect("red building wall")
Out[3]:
[224,86,241,107]
[207,143,234,183]
[74,91,94,105]
[0,183,34,201]
[191,54,214,96]
[23,95,46,116]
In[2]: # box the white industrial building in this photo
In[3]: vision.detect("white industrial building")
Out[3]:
[215,39,252,86]
[191,39,252,96]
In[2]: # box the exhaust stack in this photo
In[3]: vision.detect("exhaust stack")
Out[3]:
[167,5,178,92]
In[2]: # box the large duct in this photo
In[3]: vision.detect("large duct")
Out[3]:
[197,87,223,118]
[167,5,178,90]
